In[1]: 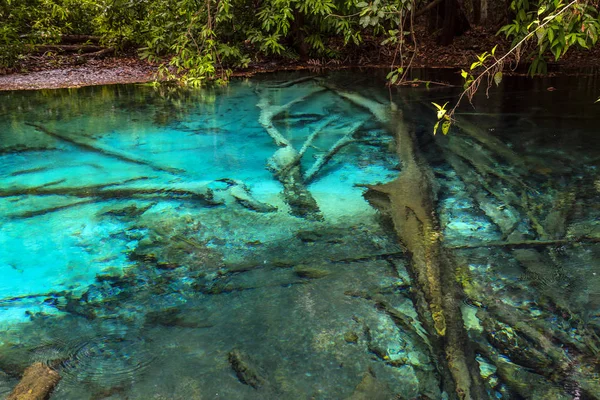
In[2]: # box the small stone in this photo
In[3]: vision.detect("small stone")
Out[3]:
[344,331,359,344]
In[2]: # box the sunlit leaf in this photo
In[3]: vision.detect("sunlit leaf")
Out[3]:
[433,121,440,136]
[494,71,503,86]
[538,5,546,15]
[442,121,451,135]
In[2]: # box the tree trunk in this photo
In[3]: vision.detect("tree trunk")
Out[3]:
[439,0,470,45]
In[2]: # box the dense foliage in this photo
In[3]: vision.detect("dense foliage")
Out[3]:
[1,0,599,84]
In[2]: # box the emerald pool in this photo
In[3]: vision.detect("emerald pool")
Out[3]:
[0,71,599,399]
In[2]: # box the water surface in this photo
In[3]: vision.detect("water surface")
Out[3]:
[0,71,599,399]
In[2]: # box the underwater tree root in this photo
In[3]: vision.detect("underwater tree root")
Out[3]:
[7,362,61,400]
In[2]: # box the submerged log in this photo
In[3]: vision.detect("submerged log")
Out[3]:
[256,87,323,219]
[26,123,183,174]
[365,121,487,398]
[0,184,220,205]
[331,86,488,399]
[228,350,267,389]
[7,362,61,400]
[473,338,571,400]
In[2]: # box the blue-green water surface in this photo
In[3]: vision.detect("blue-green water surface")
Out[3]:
[0,71,599,399]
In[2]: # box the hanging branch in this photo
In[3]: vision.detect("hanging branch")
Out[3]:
[447,0,579,118]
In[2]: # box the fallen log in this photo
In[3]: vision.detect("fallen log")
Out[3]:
[228,350,267,389]
[26,123,183,175]
[276,115,339,178]
[257,86,323,219]
[79,47,115,58]
[0,183,221,206]
[472,337,571,400]
[30,44,104,54]
[448,236,600,250]
[7,362,61,400]
[333,88,488,399]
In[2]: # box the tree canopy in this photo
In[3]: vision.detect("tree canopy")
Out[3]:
[1,0,599,84]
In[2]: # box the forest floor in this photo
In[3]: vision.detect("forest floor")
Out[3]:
[1,26,599,91]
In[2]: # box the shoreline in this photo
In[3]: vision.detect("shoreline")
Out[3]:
[1,32,599,91]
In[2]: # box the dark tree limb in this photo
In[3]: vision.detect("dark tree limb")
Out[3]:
[26,123,183,174]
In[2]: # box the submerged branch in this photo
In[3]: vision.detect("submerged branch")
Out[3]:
[26,123,183,174]
[304,119,367,184]
[449,236,600,250]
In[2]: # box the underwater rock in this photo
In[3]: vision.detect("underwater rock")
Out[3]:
[345,369,393,400]
[344,331,359,344]
[293,265,331,279]
[7,362,61,400]
[101,202,155,220]
[228,349,267,390]
[296,229,344,244]
[144,308,213,329]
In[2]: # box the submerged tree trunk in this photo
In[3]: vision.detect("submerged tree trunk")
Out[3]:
[365,113,488,400]
[7,362,61,400]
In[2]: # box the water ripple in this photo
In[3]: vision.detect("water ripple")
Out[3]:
[31,333,157,387]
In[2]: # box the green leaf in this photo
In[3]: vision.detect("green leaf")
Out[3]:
[390,74,399,84]
[357,1,368,7]
[442,120,451,135]
[433,121,440,136]
[432,102,443,111]
[386,70,394,79]
[470,61,480,70]
[491,45,498,56]
[461,69,468,79]
[596,97,600,103]
[538,5,546,15]
[494,71,503,86]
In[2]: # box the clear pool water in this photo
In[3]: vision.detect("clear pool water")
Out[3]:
[0,70,599,399]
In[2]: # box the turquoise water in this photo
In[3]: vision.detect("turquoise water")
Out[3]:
[0,71,599,399]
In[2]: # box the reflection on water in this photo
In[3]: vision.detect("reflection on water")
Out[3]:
[0,71,599,399]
